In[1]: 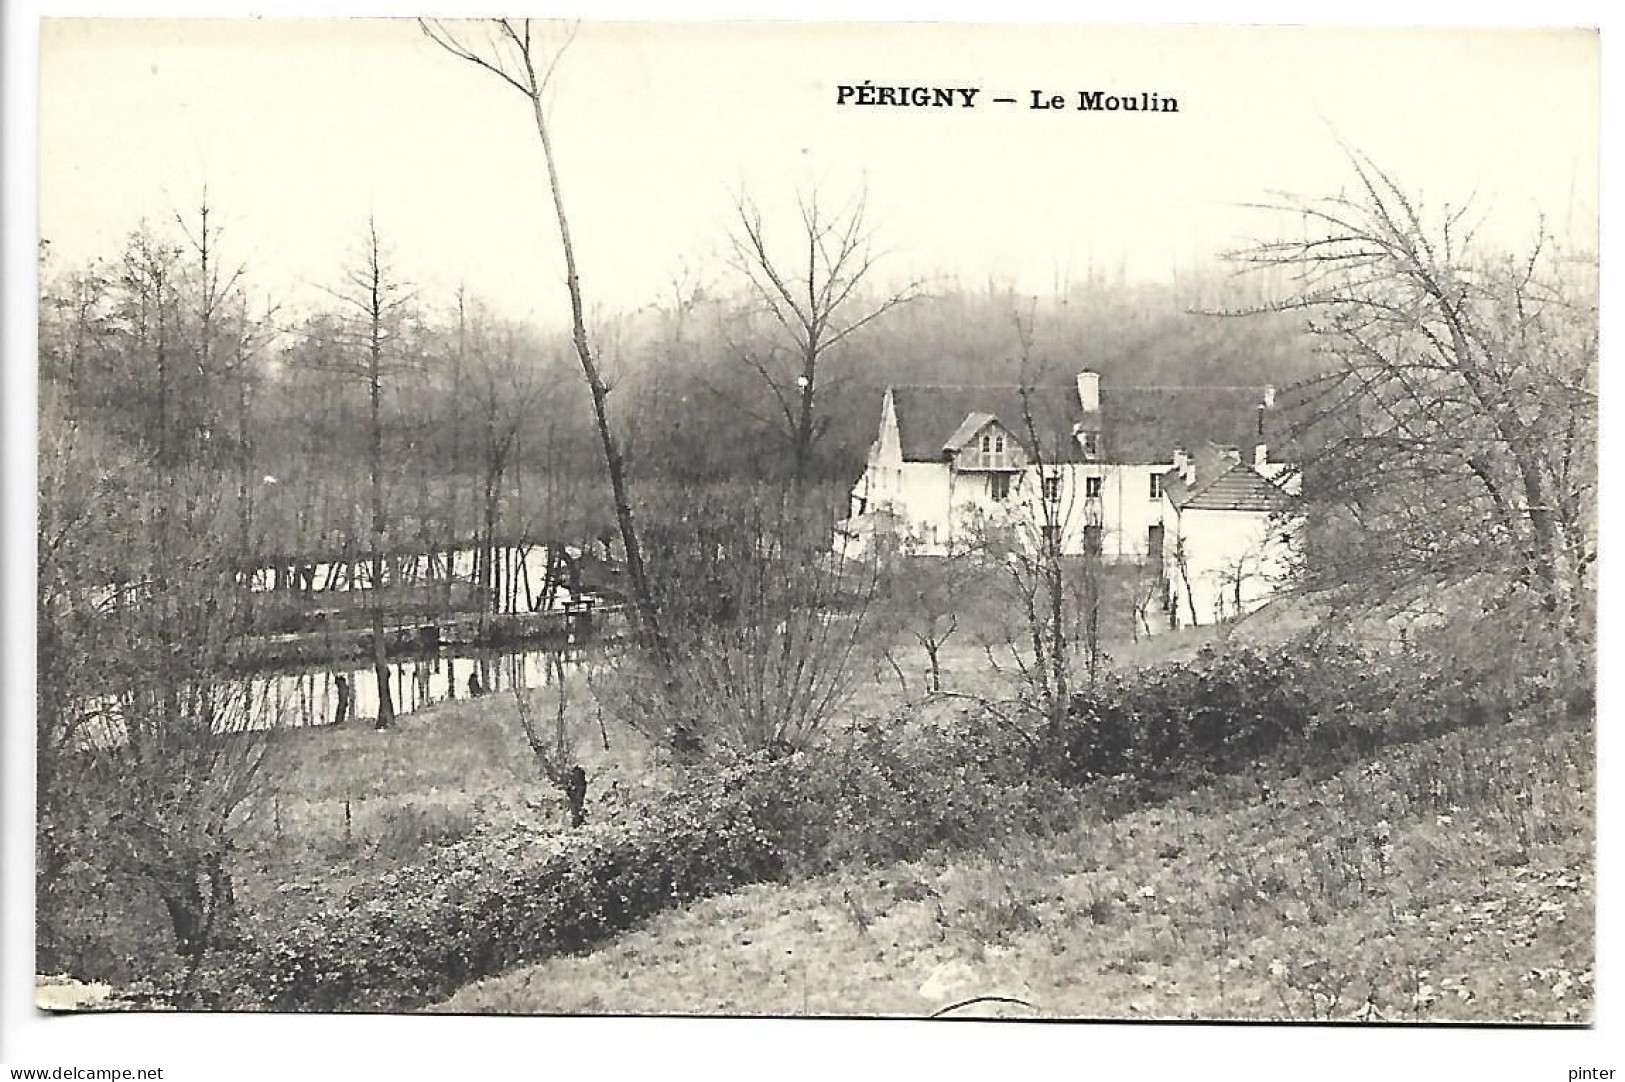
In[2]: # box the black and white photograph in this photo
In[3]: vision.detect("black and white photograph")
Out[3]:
[2,4,1610,1077]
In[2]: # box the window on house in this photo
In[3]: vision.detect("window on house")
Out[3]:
[1082,431,1100,457]
[1149,473,1162,500]
[1085,476,1103,499]
[989,473,1011,501]
[1043,475,1062,502]
[980,434,992,454]
[994,434,1005,454]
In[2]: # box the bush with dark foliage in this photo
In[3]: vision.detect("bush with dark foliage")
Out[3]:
[202,615,1576,1012]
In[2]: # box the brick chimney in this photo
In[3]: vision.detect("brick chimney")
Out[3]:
[1076,370,1101,412]
[1262,385,1276,408]
[1255,443,1268,470]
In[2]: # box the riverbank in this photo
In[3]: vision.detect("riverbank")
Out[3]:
[36,668,659,992]
[33,606,1274,995]
[229,602,627,670]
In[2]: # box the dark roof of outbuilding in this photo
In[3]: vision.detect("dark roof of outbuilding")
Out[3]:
[889,384,1273,464]
[1161,444,1294,512]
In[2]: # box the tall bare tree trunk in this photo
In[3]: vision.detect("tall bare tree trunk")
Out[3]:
[448,286,468,613]
[523,89,671,671]
[368,244,395,730]
[155,268,170,467]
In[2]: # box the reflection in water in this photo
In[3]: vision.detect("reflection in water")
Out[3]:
[84,645,583,744]
[246,645,584,728]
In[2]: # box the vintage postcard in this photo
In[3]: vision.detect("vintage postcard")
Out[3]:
[23,10,1600,1065]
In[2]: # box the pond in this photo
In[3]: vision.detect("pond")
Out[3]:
[81,642,587,746]
[243,643,586,729]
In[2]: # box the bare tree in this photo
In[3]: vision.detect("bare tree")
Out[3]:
[106,479,274,983]
[1123,553,1165,641]
[1169,533,1200,629]
[174,191,282,575]
[37,419,276,986]
[463,305,551,626]
[511,667,586,827]
[1228,156,1597,641]
[612,484,883,757]
[314,219,417,729]
[39,248,113,408]
[219,295,279,580]
[173,190,246,422]
[997,310,1109,739]
[115,224,185,465]
[419,17,673,675]
[443,285,470,610]
[881,532,989,695]
[35,412,124,913]
[727,188,922,488]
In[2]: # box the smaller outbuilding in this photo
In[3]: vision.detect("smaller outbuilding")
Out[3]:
[1157,442,1300,627]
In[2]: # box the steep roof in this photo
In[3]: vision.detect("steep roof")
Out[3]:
[892,385,1088,463]
[1090,387,1270,463]
[1162,444,1294,513]
[890,384,1273,465]
[941,411,1000,453]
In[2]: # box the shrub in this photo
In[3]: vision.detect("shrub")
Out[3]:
[201,711,1082,1012]
[370,801,477,860]
[208,757,797,1011]
[610,485,884,758]
[201,616,1575,1013]
[775,714,1080,873]
[1056,619,1570,788]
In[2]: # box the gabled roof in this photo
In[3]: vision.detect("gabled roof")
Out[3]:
[1162,444,1294,513]
[941,411,1001,454]
[889,383,1273,465]
[892,385,1088,463]
[1087,387,1270,464]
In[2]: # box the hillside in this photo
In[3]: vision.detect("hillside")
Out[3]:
[435,709,1592,1022]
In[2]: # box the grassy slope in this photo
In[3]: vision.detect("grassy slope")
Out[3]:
[45,595,1591,1022]
[434,708,1593,1022]
[42,678,662,988]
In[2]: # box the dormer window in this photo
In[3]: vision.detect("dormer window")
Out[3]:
[1082,431,1100,457]
[949,415,1022,472]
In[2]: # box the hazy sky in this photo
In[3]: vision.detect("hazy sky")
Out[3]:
[39,20,1599,322]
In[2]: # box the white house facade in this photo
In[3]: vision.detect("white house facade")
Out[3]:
[1158,444,1302,627]
[842,371,1271,535]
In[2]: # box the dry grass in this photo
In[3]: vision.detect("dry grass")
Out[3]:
[434,707,1593,1022]
[43,673,663,989]
[228,677,664,918]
